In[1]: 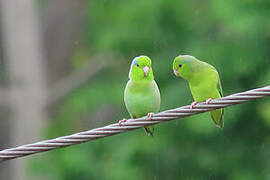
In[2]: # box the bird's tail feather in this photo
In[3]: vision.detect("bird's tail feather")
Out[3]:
[210,109,224,128]
[144,126,154,136]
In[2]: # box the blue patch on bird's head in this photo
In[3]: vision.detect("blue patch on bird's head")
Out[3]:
[129,57,139,78]
[130,57,139,70]
[132,57,138,66]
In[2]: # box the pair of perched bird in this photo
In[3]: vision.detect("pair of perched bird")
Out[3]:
[120,55,224,136]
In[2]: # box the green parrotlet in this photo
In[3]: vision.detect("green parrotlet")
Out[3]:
[172,55,224,128]
[119,55,161,136]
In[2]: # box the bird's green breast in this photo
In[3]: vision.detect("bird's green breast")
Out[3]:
[124,80,161,118]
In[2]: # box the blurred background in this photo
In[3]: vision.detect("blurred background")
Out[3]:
[0,0,270,179]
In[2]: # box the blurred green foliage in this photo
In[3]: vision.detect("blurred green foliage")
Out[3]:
[30,0,270,179]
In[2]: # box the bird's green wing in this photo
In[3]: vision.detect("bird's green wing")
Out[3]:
[211,77,224,128]
[209,67,224,128]
[217,77,223,97]
[210,65,223,97]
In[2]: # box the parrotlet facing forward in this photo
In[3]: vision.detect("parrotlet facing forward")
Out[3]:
[172,55,224,128]
[119,55,161,136]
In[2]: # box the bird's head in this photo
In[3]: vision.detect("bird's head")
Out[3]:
[129,55,154,81]
[172,55,199,80]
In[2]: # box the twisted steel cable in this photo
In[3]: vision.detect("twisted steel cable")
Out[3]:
[0,85,270,162]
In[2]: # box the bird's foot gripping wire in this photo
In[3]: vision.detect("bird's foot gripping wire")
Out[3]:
[190,101,198,109]
[118,119,127,126]
[206,98,213,104]
[147,112,154,120]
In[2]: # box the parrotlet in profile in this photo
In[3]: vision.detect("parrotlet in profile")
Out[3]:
[119,55,161,136]
[172,55,224,128]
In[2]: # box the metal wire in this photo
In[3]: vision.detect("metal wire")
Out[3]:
[0,85,270,162]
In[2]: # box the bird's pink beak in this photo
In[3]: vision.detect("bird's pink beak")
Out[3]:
[143,66,149,77]
[174,70,179,76]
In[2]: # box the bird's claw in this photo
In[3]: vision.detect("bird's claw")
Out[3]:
[147,112,154,120]
[118,119,127,126]
[206,98,213,104]
[190,101,198,109]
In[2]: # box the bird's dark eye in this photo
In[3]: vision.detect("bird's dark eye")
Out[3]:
[136,64,139,67]
[178,64,182,68]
